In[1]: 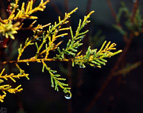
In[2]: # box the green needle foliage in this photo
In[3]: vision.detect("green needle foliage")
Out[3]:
[0,0,122,102]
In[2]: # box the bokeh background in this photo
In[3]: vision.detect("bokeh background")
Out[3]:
[0,0,143,113]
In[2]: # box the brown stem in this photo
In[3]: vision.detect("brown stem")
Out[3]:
[106,0,121,27]
[7,0,12,15]
[131,0,139,22]
[106,0,116,20]
[1,57,72,65]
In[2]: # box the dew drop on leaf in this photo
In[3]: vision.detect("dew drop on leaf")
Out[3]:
[64,93,72,99]
[52,71,56,74]
[79,65,85,68]
[51,84,54,88]
[81,37,84,40]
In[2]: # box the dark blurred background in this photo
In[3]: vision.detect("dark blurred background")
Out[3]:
[0,0,143,113]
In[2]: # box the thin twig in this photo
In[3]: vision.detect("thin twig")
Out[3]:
[131,0,139,22]
[7,0,12,15]
[1,57,71,65]
[106,0,121,27]
[106,0,116,20]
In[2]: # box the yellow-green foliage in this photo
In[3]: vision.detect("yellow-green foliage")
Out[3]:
[0,0,122,102]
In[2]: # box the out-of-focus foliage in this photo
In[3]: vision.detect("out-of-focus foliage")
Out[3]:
[113,2,143,37]
[114,62,141,76]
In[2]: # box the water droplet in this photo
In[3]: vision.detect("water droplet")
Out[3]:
[81,37,84,40]
[52,71,56,74]
[51,84,54,88]
[79,65,85,68]
[64,93,72,100]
